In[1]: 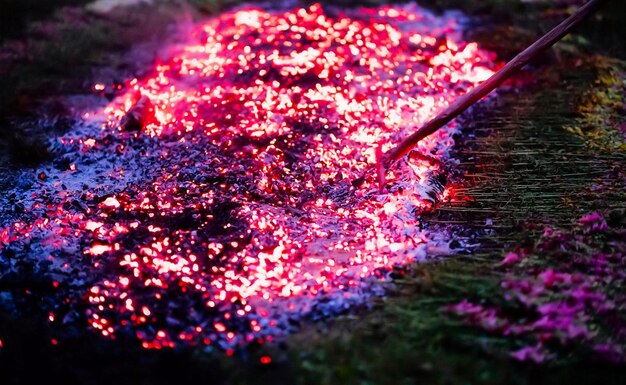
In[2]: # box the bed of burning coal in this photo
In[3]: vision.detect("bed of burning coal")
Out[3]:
[0,2,500,352]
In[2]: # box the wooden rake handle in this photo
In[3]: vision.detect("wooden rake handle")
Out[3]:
[377,0,609,188]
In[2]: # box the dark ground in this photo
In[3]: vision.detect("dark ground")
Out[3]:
[1,1,625,384]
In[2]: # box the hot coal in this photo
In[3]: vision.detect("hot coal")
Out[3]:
[0,2,498,351]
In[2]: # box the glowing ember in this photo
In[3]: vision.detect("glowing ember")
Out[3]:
[0,3,497,350]
[101,197,121,209]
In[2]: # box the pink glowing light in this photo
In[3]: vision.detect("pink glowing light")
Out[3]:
[0,3,498,350]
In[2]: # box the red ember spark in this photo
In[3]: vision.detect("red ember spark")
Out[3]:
[0,3,498,351]
[101,197,121,209]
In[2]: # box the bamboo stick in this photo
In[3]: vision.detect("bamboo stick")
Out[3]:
[377,0,609,188]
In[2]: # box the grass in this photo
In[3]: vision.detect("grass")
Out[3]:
[0,0,93,40]
[291,260,626,385]
[0,0,217,165]
[565,57,626,151]
[0,2,185,116]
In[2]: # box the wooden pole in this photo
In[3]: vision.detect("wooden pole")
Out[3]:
[377,0,609,188]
